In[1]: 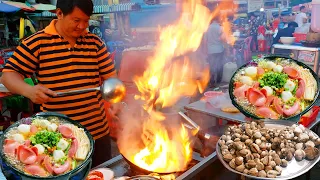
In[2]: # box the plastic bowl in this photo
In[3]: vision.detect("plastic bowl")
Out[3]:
[280,37,296,45]
[204,91,224,101]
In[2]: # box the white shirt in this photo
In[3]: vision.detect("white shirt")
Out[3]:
[295,12,307,27]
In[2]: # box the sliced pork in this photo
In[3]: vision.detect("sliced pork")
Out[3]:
[247,88,267,107]
[58,125,73,138]
[3,139,20,154]
[296,79,306,99]
[283,102,300,116]
[68,137,79,158]
[283,66,299,79]
[256,107,279,119]
[17,145,37,165]
[25,164,47,177]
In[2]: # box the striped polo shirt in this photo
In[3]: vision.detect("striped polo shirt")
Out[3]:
[4,20,116,140]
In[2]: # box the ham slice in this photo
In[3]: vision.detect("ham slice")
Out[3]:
[68,138,79,158]
[260,89,268,98]
[257,67,265,76]
[253,82,260,89]
[24,140,31,147]
[25,164,47,177]
[44,156,54,174]
[283,66,299,79]
[234,82,243,89]
[30,125,38,134]
[256,107,279,119]
[233,84,250,98]
[273,97,284,115]
[265,96,275,107]
[4,139,20,154]
[53,160,71,175]
[296,79,306,99]
[36,154,46,164]
[58,125,73,138]
[283,102,300,116]
[17,145,37,165]
[247,88,267,107]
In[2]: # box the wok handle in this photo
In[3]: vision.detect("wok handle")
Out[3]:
[197,130,211,141]
[56,87,99,97]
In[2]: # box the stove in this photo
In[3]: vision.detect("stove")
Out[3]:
[94,152,217,180]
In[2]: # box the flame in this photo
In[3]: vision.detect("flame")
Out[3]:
[131,0,237,173]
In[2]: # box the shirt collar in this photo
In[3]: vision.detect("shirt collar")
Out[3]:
[44,19,88,37]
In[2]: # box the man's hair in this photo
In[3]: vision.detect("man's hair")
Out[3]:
[56,0,93,17]
[300,6,306,11]
[288,22,298,28]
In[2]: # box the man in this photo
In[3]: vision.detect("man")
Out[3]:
[295,6,308,27]
[1,0,116,167]
[248,13,259,52]
[273,22,299,45]
[205,16,225,87]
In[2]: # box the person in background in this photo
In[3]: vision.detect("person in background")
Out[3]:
[248,13,259,52]
[25,26,33,38]
[1,0,117,167]
[204,15,225,87]
[7,34,17,47]
[295,6,308,27]
[273,22,298,45]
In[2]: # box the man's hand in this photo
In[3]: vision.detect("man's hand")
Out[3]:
[26,84,57,104]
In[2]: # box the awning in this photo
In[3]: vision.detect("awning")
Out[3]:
[38,3,141,17]
[93,3,141,13]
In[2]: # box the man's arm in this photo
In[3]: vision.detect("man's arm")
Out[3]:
[2,39,56,104]
[96,40,117,80]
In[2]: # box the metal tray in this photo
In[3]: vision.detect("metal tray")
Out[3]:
[216,120,320,180]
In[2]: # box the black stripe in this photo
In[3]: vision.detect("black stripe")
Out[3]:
[97,50,108,59]
[77,41,96,46]
[100,67,115,76]
[44,99,99,111]
[40,61,98,71]
[99,61,113,70]
[15,48,38,68]
[6,61,32,76]
[78,112,105,126]
[47,94,99,105]
[39,48,70,56]
[3,66,29,78]
[40,74,99,84]
[38,69,99,78]
[10,55,36,72]
[49,81,99,91]
[26,35,61,47]
[20,43,38,59]
[84,35,102,42]
[91,126,109,137]
[24,31,45,42]
[38,41,69,49]
[66,107,101,118]
[74,48,97,52]
[87,118,108,132]
[41,54,97,64]
[97,43,106,51]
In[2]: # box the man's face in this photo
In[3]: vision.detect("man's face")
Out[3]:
[57,7,90,38]
[301,8,306,13]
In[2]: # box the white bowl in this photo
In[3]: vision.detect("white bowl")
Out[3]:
[280,37,296,45]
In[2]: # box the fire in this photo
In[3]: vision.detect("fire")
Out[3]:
[131,0,237,173]
[134,122,191,172]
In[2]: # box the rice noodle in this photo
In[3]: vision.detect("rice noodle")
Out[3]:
[291,63,317,101]
[64,124,90,160]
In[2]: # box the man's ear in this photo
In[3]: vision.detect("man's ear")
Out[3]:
[56,9,64,20]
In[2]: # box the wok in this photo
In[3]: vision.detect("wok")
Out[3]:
[229,55,320,122]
